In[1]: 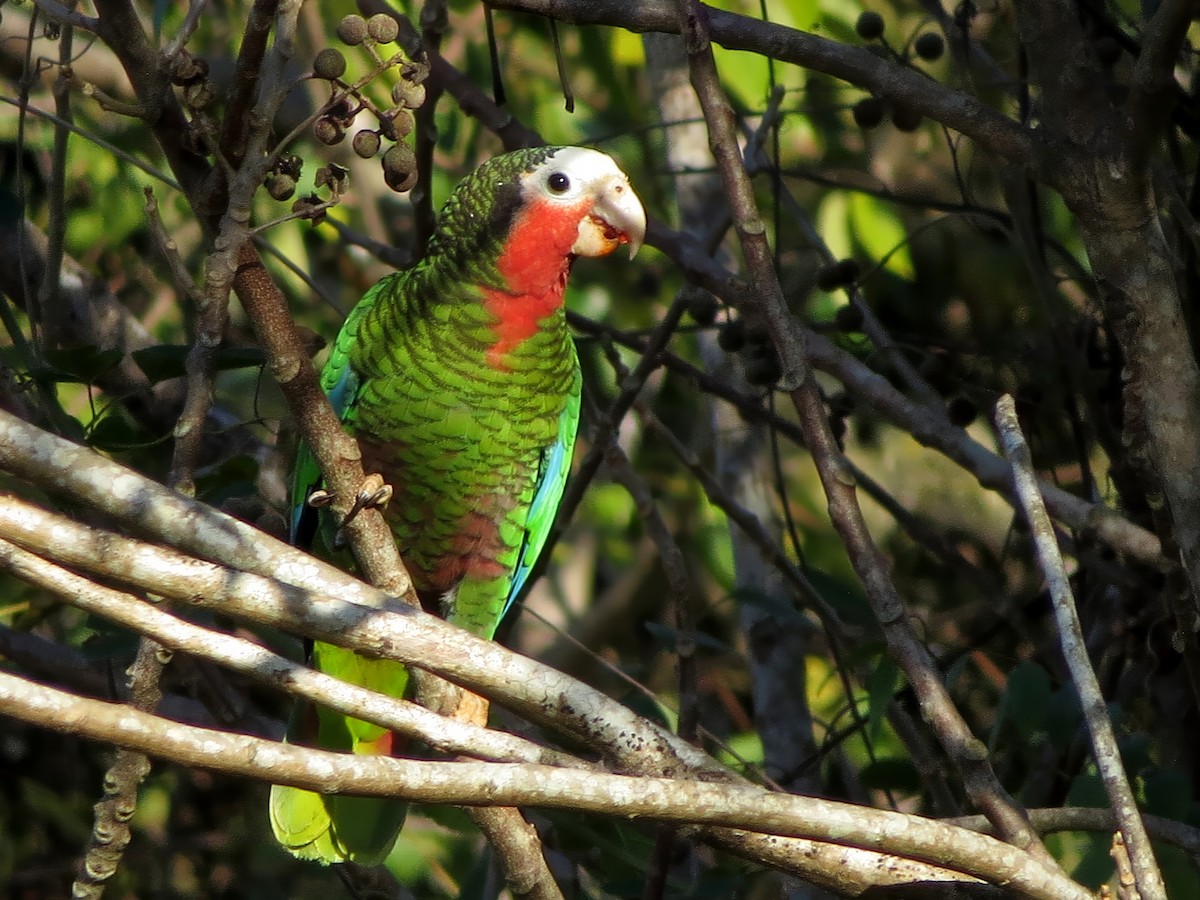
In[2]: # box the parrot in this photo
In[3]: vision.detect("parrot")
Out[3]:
[269,146,646,865]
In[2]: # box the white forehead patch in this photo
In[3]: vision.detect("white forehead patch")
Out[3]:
[524,147,631,203]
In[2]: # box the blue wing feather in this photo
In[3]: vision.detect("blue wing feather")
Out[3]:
[504,369,581,619]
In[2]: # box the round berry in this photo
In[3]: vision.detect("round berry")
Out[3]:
[313,48,347,81]
[717,319,746,352]
[745,321,771,348]
[383,143,418,192]
[314,117,343,145]
[170,52,208,86]
[891,104,923,132]
[746,350,782,387]
[914,32,945,61]
[852,97,885,129]
[337,15,368,46]
[367,13,399,44]
[686,290,719,325]
[265,173,296,201]
[379,109,415,141]
[855,11,885,40]
[183,81,214,110]
[946,396,977,427]
[392,80,427,110]
[352,130,382,159]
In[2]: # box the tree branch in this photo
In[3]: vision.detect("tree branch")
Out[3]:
[489,0,1036,167]
[0,525,589,771]
[0,673,1093,900]
[674,0,1053,865]
[994,394,1166,899]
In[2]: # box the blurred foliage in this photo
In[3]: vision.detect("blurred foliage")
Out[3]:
[1,0,1199,897]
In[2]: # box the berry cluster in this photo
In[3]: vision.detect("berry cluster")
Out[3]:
[711,317,780,387]
[168,49,220,155]
[851,10,945,133]
[305,14,429,194]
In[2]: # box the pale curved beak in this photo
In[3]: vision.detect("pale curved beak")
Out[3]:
[575,175,647,259]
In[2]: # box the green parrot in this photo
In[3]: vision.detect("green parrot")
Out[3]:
[269,146,646,865]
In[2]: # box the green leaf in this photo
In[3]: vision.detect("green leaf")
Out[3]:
[1143,767,1191,821]
[215,344,268,370]
[39,345,123,384]
[611,29,644,66]
[132,344,267,384]
[860,757,921,793]
[87,413,150,451]
[1004,660,1052,745]
[816,191,852,262]
[1046,685,1083,751]
[848,193,915,280]
[195,455,260,504]
[643,621,730,654]
[20,779,90,843]
[866,657,902,738]
[79,618,139,661]
[618,686,673,731]
[805,567,872,627]
[132,345,189,382]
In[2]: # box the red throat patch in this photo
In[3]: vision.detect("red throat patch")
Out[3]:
[483,195,591,368]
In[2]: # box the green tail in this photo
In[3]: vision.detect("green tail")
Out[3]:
[269,644,410,864]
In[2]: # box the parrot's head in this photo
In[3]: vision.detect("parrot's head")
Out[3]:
[429,147,645,300]
[515,146,646,260]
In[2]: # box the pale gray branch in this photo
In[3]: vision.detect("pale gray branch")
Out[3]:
[995,393,1166,900]
[0,672,1092,900]
[0,527,590,771]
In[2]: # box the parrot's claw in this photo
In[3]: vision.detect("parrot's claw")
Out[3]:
[329,476,394,550]
[310,476,393,540]
[345,474,394,525]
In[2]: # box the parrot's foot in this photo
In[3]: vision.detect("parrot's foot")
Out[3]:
[420,679,491,727]
[308,475,394,524]
[453,690,491,728]
[347,474,394,521]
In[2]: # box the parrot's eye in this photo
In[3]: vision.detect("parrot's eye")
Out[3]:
[547,172,571,194]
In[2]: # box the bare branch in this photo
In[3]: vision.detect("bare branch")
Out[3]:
[675,0,1052,863]
[0,673,1094,900]
[31,0,100,32]
[994,394,1167,899]
[0,525,590,770]
[488,0,1036,167]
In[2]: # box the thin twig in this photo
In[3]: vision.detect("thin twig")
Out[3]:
[994,393,1166,899]
[35,20,73,349]
[30,0,100,31]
